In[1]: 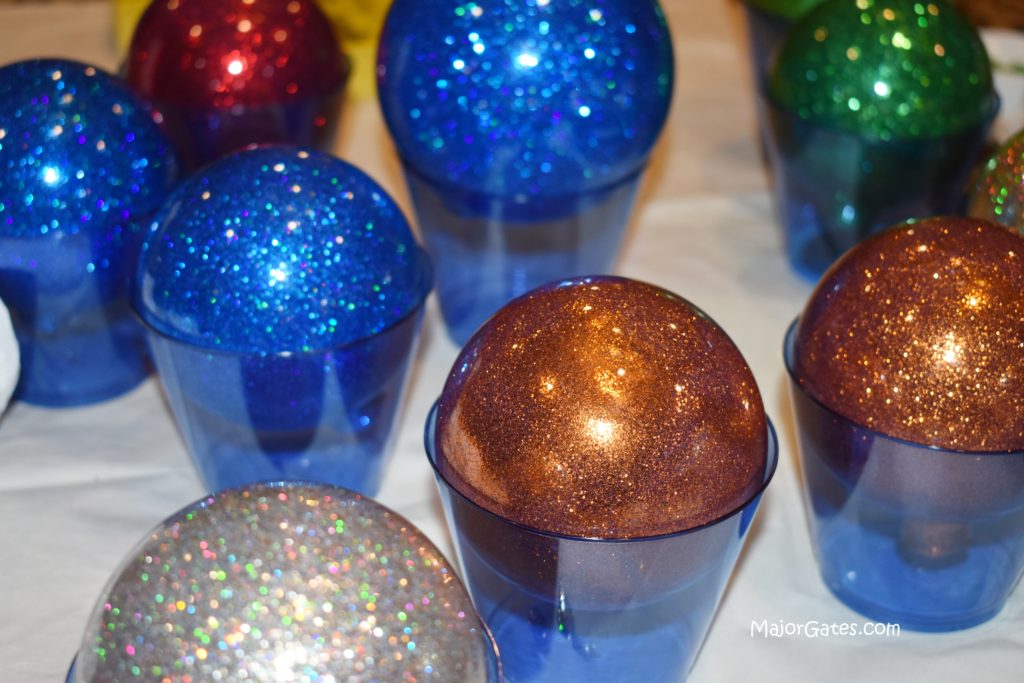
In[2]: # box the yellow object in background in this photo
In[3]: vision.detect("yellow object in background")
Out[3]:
[112,0,150,55]
[111,0,390,100]
[320,0,392,100]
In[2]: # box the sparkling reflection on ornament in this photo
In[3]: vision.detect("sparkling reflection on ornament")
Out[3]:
[436,276,767,539]
[0,59,177,241]
[136,146,431,354]
[969,128,1024,233]
[770,0,993,140]
[126,0,348,166]
[378,0,674,202]
[794,216,1024,451]
[0,58,178,405]
[127,0,346,109]
[72,483,498,682]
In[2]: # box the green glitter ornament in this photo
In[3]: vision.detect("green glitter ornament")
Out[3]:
[770,0,994,141]
[969,129,1024,232]
[746,0,826,21]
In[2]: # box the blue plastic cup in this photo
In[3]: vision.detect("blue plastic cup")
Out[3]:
[143,300,427,495]
[741,3,793,91]
[763,97,997,279]
[0,220,151,406]
[0,59,179,406]
[785,321,1024,631]
[425,403,778,682]
[406,166,640,345]
[739,2,793,158]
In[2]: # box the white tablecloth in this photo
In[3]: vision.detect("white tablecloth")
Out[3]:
[0,2,1022,681]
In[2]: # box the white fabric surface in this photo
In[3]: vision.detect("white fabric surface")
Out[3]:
[0,2,1022,681]
[0,298,17,413]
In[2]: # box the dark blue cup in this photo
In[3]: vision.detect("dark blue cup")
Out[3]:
[0,59,179,406]
[406,167,639,345]
[425,403,778,682]
[0,222,151,406]
[764,97,998,279]
[144,300,427,494]
[785,321,1024,631]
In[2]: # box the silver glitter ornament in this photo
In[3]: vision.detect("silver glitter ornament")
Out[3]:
[70,483,501,682]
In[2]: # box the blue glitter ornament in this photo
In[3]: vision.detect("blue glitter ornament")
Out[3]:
[0,59,178,406]
[378,0,674,344]
[136,146,432,493]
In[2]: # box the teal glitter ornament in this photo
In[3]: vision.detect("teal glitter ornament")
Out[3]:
[770,0,994,141]
[969,129,1024,232]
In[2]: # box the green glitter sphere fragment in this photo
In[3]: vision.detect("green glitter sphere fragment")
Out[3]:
[969,129,1024,233]
[747,0,826,21]
[769,0,993,140]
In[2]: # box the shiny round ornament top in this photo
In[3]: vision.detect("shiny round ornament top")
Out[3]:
[747,0,825,20]
[71,483,498,683]
[126,0,347,109]
[969,128,1024,232]
[435,276,767,539]
[0,59,177,241]
[377,0,674,203]
[793,217,1024,451]
[769,0,993,140]
[137,147,431,354]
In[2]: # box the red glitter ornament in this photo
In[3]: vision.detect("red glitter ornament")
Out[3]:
[126,0,348,168]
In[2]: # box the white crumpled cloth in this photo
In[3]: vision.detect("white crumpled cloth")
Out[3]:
[0,3,1021,682]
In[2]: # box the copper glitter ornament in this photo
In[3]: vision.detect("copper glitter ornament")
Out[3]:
[435,276,767,539]
[793,216,1024,452]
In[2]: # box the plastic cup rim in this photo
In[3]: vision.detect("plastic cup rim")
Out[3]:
[132,247,433,358]
[423,399,780,545]
[397,151,649,205]
[763,91,1001,145]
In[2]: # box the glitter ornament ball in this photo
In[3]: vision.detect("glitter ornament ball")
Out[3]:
[786,216,1024,631]
[68,483,501,683]
[378,0,674,344]
[0,59,178,406]
[435,276,767,539]
[793,217,1024,452]
[137,146,432,493]
[769,0,993,141]
[969,128,1024,232]
[126,0,349,169]
[763,0,997,278]
[427,277,777,681]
